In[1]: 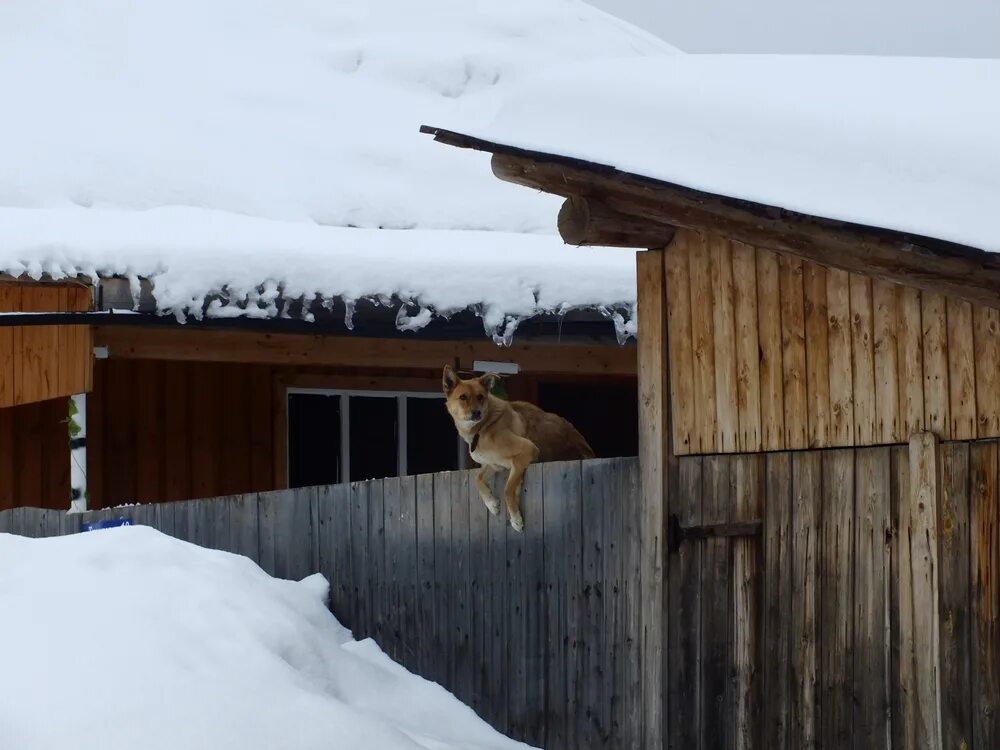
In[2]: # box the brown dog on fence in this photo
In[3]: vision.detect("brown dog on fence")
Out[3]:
[442,365,594,531]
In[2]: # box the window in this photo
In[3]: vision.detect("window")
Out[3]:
[287,388,462,488]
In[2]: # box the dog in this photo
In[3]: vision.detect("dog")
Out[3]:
[442,365,595,531]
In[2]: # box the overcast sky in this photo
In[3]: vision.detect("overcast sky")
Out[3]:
[591,0,1000,57]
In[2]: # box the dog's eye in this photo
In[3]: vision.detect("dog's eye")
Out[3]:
[477,395,484,402]
[459,394,467,401]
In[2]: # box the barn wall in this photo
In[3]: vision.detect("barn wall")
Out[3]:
[0,397,71,510]
[667,228,999,455]
[0,282,93,408]
[666,437,996,748]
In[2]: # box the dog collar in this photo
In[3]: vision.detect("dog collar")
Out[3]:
[470,433,480,453]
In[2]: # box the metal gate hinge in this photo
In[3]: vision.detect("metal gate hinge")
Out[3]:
[667,514,762,554]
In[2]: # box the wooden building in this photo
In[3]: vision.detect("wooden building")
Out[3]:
[0,278,637,512]
[424,125,1000,748]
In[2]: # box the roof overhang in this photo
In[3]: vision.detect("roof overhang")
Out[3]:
[421,125,1000,310]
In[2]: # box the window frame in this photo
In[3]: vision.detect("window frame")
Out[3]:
[286,386,464,485]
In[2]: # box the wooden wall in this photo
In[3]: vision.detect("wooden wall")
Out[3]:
[87,359,275,509]
[0,397,71,510]
[667,229,1000,455]
[0,282,92,407]
[668,436,997,749]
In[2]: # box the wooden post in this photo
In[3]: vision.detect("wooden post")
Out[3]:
[899,431,943,748]
[637,248,670,748]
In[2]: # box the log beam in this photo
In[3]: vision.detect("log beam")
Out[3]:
[489,151,1000,309]
[558,195,675,248]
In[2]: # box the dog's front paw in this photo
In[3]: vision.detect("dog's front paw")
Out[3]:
[509,512,524,533]
[483,496,501,515]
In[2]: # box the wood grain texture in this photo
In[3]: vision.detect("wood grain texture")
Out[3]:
[757,249,786,452]
[853,447,891,748]
[636,249,669,749]
[819,449,854,747]
[974,305,1000,437]
[826,268,855,447]
[920,292,949,438]
[803,262,830,448]
[666,239,696,455]
[895,285,925,439]
[791,451,820,749]
[689,232,718,454]
[850,275,877,445]
[970,441,1000,749]
[938,442,972,749]
[872,280,900,443]
[899,432,943,749]
[779,255,808,450]
[762,452,791,750]
[710,237,739,453]
[731,241,761,453]
[948,298,977,440]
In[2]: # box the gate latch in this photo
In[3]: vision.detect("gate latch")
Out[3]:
[667,514,762,554]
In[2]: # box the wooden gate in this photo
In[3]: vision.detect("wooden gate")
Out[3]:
[666,436,1000,749]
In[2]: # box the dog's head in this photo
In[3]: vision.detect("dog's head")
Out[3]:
[442,365,500,428]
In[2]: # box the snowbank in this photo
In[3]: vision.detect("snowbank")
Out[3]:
[0,526,533,750]
[0,0,674,336]
[471,55,1000,252]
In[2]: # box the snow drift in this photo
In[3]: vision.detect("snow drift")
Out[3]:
[470,55,1000,252]
[0,0,677,336]
[0,526,533,750]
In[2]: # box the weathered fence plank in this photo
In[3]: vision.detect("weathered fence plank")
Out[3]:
[732,454,762,750]
[899,433,943,749]
[939,442,972,750]
[668,456,702,750]
[970,440,1000,749]
[853,447,891,749]
[763,452,791,750]
[702,454,731,750]
[791,451,820,749]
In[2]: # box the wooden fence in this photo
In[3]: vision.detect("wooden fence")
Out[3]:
[0,457,641,749]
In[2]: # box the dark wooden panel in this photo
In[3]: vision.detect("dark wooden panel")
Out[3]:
[762,452,791,749]
[581,458,610,745]
[970,441,1000,749]
[791,451,820,748]
[853,447,890,748]
[702,454,732,750]
[939,442,972,749]
[668,456,703,750]
[819,449,854,748]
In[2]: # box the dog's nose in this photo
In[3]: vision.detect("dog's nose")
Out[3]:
[471,410,482,421]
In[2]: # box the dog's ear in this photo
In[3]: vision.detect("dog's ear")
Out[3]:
[442,365,459,394]
[479,372,501,394]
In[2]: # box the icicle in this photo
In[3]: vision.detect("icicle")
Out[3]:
[492,316,520,347]
[127,272,142,311]
[395,304,433,332]
[343,298,356,330]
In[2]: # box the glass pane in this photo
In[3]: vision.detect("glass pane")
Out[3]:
[349,396,398,481]
[287,393,341,488]
[407,397,458,475]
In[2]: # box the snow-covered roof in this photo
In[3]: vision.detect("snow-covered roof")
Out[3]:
[464,55,1000,253]
[0,0,678,339]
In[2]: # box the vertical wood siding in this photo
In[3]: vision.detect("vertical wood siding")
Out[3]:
[87,359,276,508]
[667,229,1000,454]
[0,282,92,408]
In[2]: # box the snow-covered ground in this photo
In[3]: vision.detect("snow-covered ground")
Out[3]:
[0,0,676,336]
[469,55,1000,252]
[0,526,533,750]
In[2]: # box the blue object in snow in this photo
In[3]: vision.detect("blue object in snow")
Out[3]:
[80,517,133,532]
